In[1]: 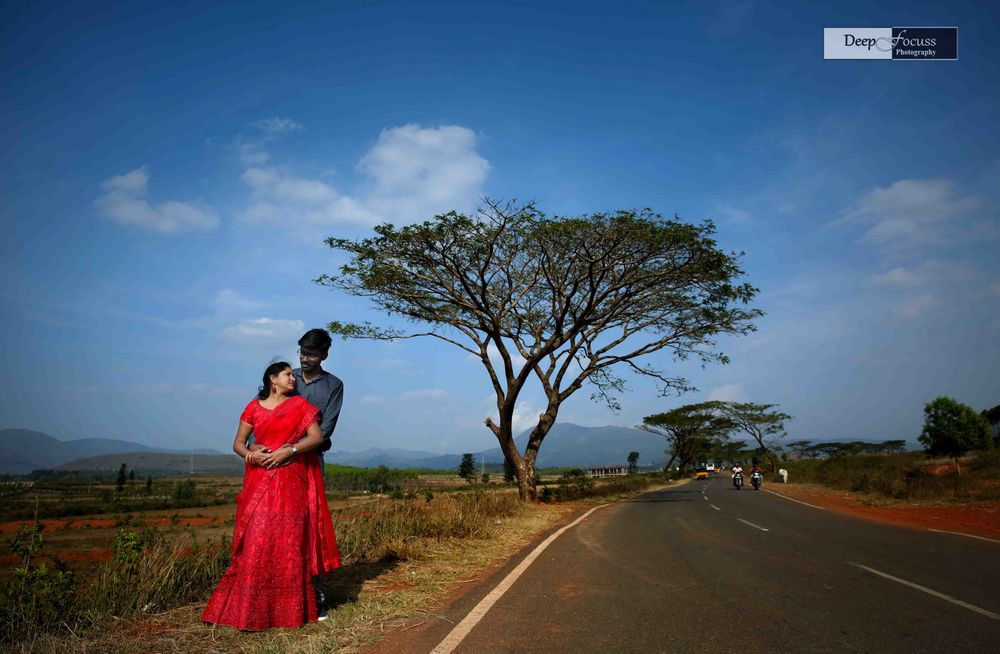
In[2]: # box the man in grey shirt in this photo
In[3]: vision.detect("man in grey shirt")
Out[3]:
[292,328,343,469]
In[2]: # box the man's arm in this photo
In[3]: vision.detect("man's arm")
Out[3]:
[317,378,344,452]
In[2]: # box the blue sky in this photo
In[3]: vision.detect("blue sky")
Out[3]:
[2,0,997,457]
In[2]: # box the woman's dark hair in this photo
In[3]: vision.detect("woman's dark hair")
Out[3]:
[257,361,292,400]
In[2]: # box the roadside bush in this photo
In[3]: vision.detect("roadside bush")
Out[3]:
[539,474,651,503]
[782,451,995,500]
[83,527,230,624]
[0,523,76,645]
[2,522,231,648]
[334,490,521,562]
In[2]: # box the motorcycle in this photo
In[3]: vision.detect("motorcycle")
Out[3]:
[750,471,762,490]
[732,471,743,490]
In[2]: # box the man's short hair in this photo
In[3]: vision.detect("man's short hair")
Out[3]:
[298,328,333,354]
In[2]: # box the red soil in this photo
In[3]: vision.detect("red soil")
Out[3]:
[0,516,228,535]
[772,484,1000,540]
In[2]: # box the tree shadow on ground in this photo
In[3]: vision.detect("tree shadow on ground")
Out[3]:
[321,555,400,607]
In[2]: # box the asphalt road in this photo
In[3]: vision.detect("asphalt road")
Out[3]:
[431,478,1000,653]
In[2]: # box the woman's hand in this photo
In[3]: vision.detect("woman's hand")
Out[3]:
[259,446,295,470]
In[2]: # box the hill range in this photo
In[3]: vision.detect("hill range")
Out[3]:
[0,429,222,474]
[2,424,668,475]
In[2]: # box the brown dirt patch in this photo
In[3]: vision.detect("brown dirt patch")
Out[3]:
[772,483,1000,540]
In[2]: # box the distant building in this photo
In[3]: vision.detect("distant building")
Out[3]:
[587,465,627,478]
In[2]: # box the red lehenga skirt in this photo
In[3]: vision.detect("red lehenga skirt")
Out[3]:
[202,396,340,630]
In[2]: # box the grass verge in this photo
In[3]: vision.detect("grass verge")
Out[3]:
[5,487,599,653]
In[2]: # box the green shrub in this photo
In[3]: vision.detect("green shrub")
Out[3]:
[0,523,76,645]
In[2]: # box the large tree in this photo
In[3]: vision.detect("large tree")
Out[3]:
[640,401,735,474]
[319,201,759,500]
[919,396,992,475]
[718,402,791,473]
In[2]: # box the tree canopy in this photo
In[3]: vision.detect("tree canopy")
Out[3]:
[319,200,760,499]
[919,396,992,475]
[640,401,735,473]
[718,402,791,472]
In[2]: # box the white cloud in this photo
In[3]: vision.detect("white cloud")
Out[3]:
[212,289,264,315]
[983,281,1000,298]
[840,179,980,251]
[872,266,920,287]
[715,204,754,225]
[238,123,489,230]
[510,400,541,434]
[96,166,219,233]
[359,124,491,222]
[221,317,305,341]
[707,383,747,402]
[254,117,303,134]
[466,341,528,370]
[401,388,450,401]
[871,260,975,292]
[359,394,387,404]
[894,294,935,319]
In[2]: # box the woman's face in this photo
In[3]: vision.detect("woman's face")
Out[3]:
[270,367,296,394]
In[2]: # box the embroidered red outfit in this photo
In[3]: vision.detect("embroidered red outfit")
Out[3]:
[202,396,340,630]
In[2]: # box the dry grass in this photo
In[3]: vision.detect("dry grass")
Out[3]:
[9,494,576,654]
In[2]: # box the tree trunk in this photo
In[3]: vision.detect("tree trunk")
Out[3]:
[663,452,677,474]
[954,457,962,477]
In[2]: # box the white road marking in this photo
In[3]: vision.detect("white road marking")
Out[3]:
[928,528,1000,544]
[430,503,609,654]
[849,563,999,620]
[764,489,826,510]
[710,504,721,511]
[703,495,709,501]
[738,518,769,532]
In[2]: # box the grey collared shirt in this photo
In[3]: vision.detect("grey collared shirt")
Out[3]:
[292,368,344,453]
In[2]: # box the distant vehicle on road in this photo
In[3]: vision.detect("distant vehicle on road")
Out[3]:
[695,467,710,480]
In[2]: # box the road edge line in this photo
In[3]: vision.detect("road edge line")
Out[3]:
[738,518,769,532]
[429,502,610,654]
[764,489,826,510]
[849,562,999,620]
[928,528,1000,544]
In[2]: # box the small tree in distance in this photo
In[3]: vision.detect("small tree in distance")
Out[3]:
[627,451,640,474]
[503,458,516,483]
[919,396,992,475]
[458,453,477,484]
[115,464,127,494]
[719,402,791,473]
[640,401,735,474]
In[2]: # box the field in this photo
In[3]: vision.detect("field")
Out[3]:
[1,466,654,653]
[776,448,1000,503]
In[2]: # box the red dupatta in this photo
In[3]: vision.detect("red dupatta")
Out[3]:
[233,395,340,576]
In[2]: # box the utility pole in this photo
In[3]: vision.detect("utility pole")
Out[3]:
[189,450,194,475]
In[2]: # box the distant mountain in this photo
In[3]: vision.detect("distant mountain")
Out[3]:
[53,452,244,476]
[331,448,464,470]
[329,423,668,470]
[0,429,222,474]
[2,422,668,475]
[513,423,668,469]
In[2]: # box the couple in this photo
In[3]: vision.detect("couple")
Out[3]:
[202,328,344,631]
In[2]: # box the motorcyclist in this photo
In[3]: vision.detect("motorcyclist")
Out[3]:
[750,464,762,476]
[750,463,763,489]
[731,463,743,479]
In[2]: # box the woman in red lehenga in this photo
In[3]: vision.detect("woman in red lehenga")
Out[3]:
[202,361,340,631]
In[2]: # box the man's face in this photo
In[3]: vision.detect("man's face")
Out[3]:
[298,347,328,373]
